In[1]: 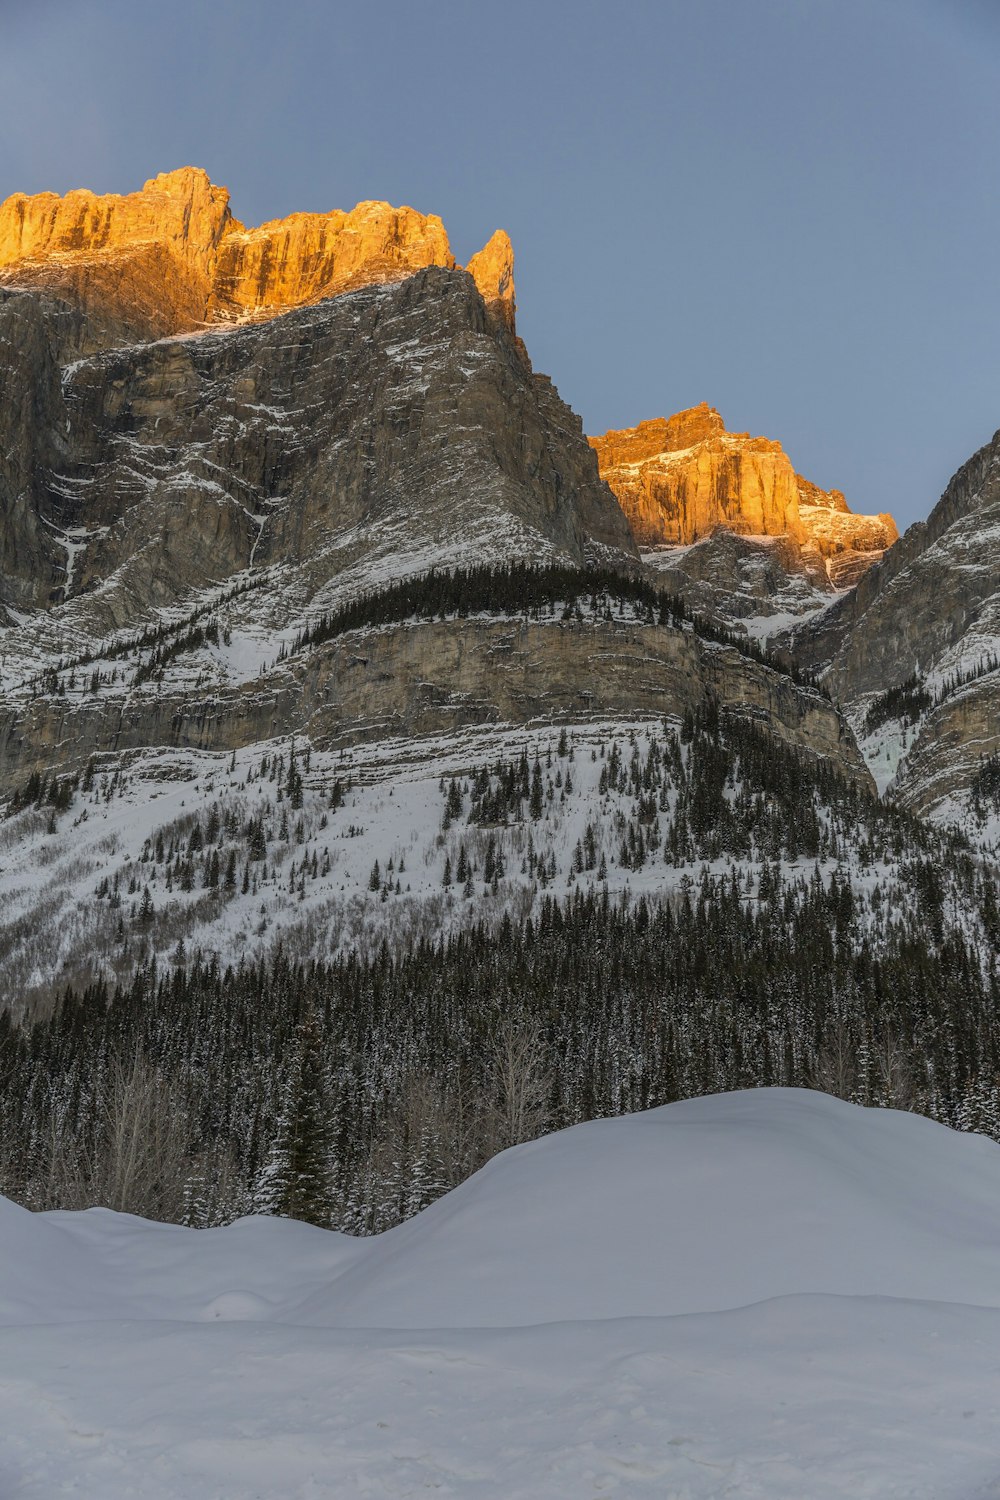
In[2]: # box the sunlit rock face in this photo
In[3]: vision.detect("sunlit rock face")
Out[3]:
[590,403,897,586]
[0,168,515,351]
[209,200,456,321]
[795,475,899,589]
[0,169,232,347]
[0,168,231,273]
[465,229,516,335]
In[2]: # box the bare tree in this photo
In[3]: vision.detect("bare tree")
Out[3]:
[484,1015,550,1153]
[812,1017,857,1102]
[872,1026,915,1111]
[93,1051,191,1219]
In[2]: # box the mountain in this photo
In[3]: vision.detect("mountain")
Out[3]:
[785,427,1000,829]
[0,171,866,993]
[0,169,632,629]
[0,166,518,350]
[3,1090,1000,1497]
[1,168,997,1262]
[590,404,898,628]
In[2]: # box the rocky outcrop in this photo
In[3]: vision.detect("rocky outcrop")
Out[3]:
[0,168,231,279]
[796,476,898,588]
[590,405,800,545]
[0,614,871,799]
[466,230,516,335]
[0,169,232,349]
[643,529,832,630]
[0,262,634,622]
[590,404,897,588]
[789,433,1000,697]
[0,169,517,352]
[785,428,1000,821]
[209,200,455,322]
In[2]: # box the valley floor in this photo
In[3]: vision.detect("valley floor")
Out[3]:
[5,1300,999,1498]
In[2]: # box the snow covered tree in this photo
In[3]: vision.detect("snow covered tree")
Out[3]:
[253,1010,334,1226]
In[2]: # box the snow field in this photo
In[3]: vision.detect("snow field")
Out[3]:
[3,1089,1000,1497]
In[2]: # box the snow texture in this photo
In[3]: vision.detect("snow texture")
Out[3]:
[2,1087,1000,1497]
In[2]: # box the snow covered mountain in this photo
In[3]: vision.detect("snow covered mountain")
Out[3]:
[1,167,998,1232]
[0,169,903,1013]
[3,1089,1000,1497]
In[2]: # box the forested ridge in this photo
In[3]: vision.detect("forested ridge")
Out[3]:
[292,562,826,690]
[2,708,997,1234]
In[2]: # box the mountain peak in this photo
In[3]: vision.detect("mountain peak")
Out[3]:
[466,229,516,333]
[590,406,898,586]
[0,170,513,347]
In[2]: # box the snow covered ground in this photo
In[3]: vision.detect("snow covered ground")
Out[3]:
[3,1088,1000,1497]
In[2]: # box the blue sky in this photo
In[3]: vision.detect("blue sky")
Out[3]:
[2,0,998,528]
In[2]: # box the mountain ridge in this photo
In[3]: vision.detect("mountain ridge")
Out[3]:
[0,167,516,350]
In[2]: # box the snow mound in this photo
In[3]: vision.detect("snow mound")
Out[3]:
[310,1087,1000,1326]
[8,1088,1000,1329]
[4,1088,1000,1498]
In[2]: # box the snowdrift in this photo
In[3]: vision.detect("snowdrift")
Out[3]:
[3,1088,1000,1498]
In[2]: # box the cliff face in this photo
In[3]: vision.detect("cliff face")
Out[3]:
[590,405,801,545]
[0,168,513,352]
[0,265,634,623]
[0,168,231,275]
[209,200,456,321]
[0,613,869,799]
[464,229,516,335]
[0,169,232,348]
[784,429,1000,819]
[590,404,898,586]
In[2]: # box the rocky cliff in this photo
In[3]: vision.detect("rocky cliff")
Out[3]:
[0,262,634,624]
[0,168,513,352]
[784,429,1000,820]
[0,612,868,800]
[590,404,898,589]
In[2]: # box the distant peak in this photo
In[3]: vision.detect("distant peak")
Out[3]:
[590,404,898,579]
[466,229,516,333]
[141,166,219,196]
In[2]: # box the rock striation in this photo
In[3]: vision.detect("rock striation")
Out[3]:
[0,168,517,351]
[785,428,1000,819]
[0,265,634,620]
[0,613,869,800]
[590,403,898,586]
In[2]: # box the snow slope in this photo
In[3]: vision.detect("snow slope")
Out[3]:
[3,1088,1000,1497]
[2,715,984,1012]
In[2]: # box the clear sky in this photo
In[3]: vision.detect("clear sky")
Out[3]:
[2,0,998,530]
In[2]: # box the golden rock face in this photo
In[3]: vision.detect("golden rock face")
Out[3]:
[0,168,513,347]
[590,403,898,583]
[210,200,456,320]
[0,168,232,269]
[465,229,516,333]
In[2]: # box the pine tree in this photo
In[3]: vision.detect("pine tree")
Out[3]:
[530,761,544,820]
[253,1011,334,1226]
[287,752,304,811]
